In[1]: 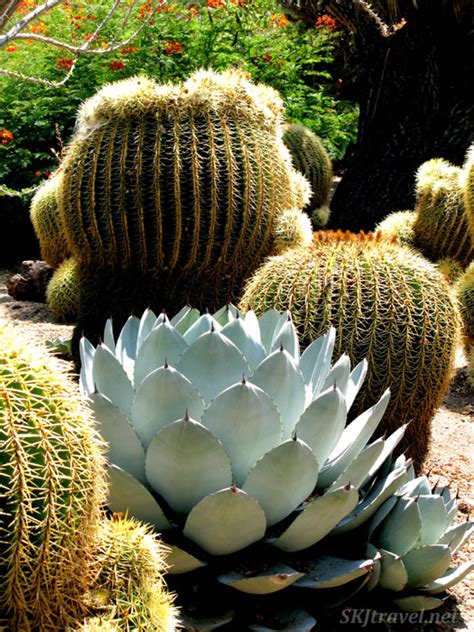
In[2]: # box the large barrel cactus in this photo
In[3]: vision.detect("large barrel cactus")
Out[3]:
[413,158,473,268]
[0,322,106,631]
[455,261,474,352]
[464,143,474,240]
[58,70,312,354]
[283,123,333,228]
[240,231,460,466]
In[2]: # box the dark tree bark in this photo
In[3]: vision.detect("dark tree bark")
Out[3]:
[280,0,474,230]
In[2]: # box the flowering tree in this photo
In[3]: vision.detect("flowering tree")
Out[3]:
[280,0,474,230]
[0,0,167,86]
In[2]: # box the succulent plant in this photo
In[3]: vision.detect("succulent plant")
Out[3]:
[454,261,474,352]
[29,172,69,268]
[375,210,416,248]
[367,474,474,611]
[283,123,333,228]
[239,231,461,467]
[78,516,178,631]
[463,143,474,240]
[413,158,473,268]
[80,305,438,626]
[0,322,106,631]
[436,257,464,284]
[46,256,79,323]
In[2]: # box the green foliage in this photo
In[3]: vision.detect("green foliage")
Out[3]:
[0,0,357,192]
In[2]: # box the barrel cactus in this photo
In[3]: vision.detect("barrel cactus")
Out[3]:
[436,257,464,284]
[29,172,68,268]
[464,143,474,240]
[240,231,461,466]
[0,322,106,631]
[413,158,473,268]
[79,306,472,627]
[375,210,416,248]
[454,261,474,352]
[79,516,178,631]
[282,123,333,228]
[46,257,79,323]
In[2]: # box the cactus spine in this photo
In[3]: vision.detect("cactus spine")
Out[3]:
[240,231,460,466]
[375,210,417,248]
[0,323,106,631]
[464,143,474,241]
[283,123,332,228]
[46,257,79,323]
[454,261,474,353]
[413,158,473,267]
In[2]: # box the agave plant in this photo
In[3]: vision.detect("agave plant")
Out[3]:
[79,306,470,627]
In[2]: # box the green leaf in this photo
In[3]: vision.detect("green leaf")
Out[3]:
[365,544,382,591]
[146,417,232,514]
[183,488,266,555]
[270,316,299,361]
[248,608,316,632]
[295,387,347,470]
[417,495,448,546]
[243,439,319,526]
[90,393,146,483]
[303,327,336,400]
[183,313,222,344]
[322,354,351,396]
[377,549,408,592]
[79,336,96,397]
[421,560,474,595]
[346,359,368,410]
[92,343,134,417]
[116,315,140,381]
[402,545,452,589]
[212,304,240,326]
[176,330,249,403]
[294,556,373,589]
[201,381,282,486]
[273,485,358,552]
[165,544,207,574]
[107,464,171,531]
[327,440,384,492]
[133,320,188,387]
[221,316,266,370]
[250,349,306,439]
[377,497,422,556]
[258,309,284,352]
[170,306,200,333]
[218,564,304,595]
[136,308,158,351]
[132,364,204,449]
[437,521,474,553]
[391,595,444,612]
[103,319,115,352]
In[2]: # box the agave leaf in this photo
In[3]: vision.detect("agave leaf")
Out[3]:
[365,543,382,591]
[212,304,240,326]
[79,336,96,397]
[169,305,200,333]
[201,381,281,487]
[445,497,458,524]
[92,343,134,417]
[327,440,385,493]
[183,313,222,345]
[331,462,411,534]
[90,392,146,484]
[250,349,306,439]
[438,521,474,553]
[131,365,205,449]
[176,330,249,403]
[115,315,140,380]
[294,556,373,589]
[377,497,422,556]
[308,327,337,400]
[133,321,188,387]
[398,475,431,498]
[299,329,332,391]
[220,317,266,370]
[248,608,316,631]
[367,496,399,540]
[179,611,234,631]
[377,549,408,592]
[317,389,391,488]
[243,439,319,526]
[360,425,407,487]
[243,309,262,343]
[273,486,358,552]
[421,560,474,594]
[271,316,299,361]
[136,307,158,350]
[218,564,304,595]
[417,495,448,546]
[146,418,233,515]
[258,308,283,352]
[103,318,115,351]
[402,544,452,589]
[322,354,351,397]
[345,359,368,410]
[183,488,266,555]
[166,544,207,574]
[391,595,444,612]
[295,387,347,469]
[107,464,171,530]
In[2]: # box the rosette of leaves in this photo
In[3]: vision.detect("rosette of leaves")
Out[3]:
[366,475,473,612]
[80,305,431,627]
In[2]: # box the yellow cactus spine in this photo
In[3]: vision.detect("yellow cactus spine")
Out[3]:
[454,261,474,353]
[46,257,79,323]
[0,323,106,631]
[375,210,417,248]
[239,231,460,466]
[463,143,474,241]
[283,123,333,228]
[413,158,473,267]
[29,172,69,268]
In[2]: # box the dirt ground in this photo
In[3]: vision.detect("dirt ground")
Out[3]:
[0,268,472,631]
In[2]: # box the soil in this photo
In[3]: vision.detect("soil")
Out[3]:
[0,267,472,631]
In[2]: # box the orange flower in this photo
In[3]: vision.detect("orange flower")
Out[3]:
[31,22,46,34]
[315,14,336,31]
[271,12,288,27]
[121,45,138,54]
[56,57,74,70]
[5,45,17,53]
[207,0,224,7]
[164,40,184,55]
[109,60,125,70]
[0,129,14,145]
[85,33,98,41]
[35,170,42,177]
[189,6,199,16]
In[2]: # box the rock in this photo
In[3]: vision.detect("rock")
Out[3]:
[6,260,53,302]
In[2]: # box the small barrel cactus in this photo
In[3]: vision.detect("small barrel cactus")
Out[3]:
[454,261,474,352]
[79,517,178,631]
[0,323,106,631]
[46,257,79,323]
[240,231,461,466]
[413,158,473,267]
[375,210,417,248]
[436,257,464,284]
[464,143,474,240]
[29,172,69,268]
[283,123,333,228]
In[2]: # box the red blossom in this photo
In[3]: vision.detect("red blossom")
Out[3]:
[315,14,336,31]
[57,57,74,70]
[0,129,14,145]
[109,60,125,70]
[164,40,184,55]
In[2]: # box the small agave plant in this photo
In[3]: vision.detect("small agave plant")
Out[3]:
[80,306,472,628]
